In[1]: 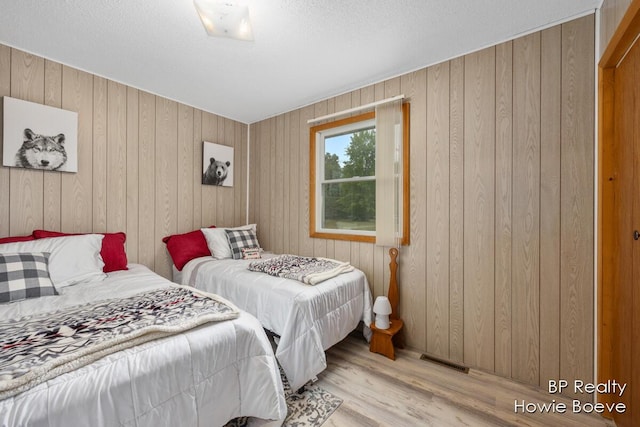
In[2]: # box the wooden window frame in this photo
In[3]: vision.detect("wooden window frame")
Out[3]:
[309,103,410,244]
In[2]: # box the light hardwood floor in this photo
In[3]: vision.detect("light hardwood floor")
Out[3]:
[316,335,615,427]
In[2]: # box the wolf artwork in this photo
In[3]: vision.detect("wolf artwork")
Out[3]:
[202,157,230,186]
[15,128,67,171]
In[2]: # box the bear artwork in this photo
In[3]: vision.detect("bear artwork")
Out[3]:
[15,128,68,171]
[202,157,230,186]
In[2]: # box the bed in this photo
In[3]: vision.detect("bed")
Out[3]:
[0,233,287,427]
[175,253,374,391]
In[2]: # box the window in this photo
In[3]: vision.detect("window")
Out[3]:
[309,104,410,244]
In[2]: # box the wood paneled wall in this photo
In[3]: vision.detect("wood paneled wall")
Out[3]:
[0,44,248,278]
[249,15,595,394]
[600,0,633,57]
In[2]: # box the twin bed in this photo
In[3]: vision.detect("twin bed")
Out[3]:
[176,253,373,391]
[0,226,373,426]
[0,262,287,427]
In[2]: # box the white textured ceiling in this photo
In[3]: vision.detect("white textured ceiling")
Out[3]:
[0,0,599,124]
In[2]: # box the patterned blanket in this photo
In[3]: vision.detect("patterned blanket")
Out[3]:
[0,286,239,399]
[248,255,354,285]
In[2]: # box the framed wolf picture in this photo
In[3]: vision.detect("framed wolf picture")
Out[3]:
[202,141,233,187]
[2,96,79,172]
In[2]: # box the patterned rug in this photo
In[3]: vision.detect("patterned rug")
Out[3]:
[225,367,342,427]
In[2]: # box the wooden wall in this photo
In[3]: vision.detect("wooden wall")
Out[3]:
[249,15,595,394]
[0,44,248,279]
[600,0,633,57]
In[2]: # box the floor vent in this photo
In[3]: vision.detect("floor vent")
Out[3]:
[420,354,469,374]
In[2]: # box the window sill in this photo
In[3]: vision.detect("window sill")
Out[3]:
[309,230,376,244]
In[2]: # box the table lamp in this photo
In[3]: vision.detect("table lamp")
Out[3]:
[373,296,392,329]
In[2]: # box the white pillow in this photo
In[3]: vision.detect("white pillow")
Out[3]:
[201,224,257,259]
[0,234,106,288]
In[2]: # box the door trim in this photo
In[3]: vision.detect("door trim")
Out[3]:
[598,0,640,422]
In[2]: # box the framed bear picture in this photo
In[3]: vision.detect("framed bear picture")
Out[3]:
[202,141,233,187]
[2,96,78,172]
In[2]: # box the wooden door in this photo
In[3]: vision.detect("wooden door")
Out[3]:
[600,7,640,425]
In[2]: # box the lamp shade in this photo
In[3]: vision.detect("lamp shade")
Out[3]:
[373,296,392,315]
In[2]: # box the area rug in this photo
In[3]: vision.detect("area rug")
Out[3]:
[225,367,342,427]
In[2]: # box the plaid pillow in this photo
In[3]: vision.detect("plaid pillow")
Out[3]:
[225,229,261,260]
[0,252,58,303]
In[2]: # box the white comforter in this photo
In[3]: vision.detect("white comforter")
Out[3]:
[179,255,374,391]
[0,264,286,427]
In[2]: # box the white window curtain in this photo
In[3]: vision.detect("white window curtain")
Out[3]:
[375,99,403,247]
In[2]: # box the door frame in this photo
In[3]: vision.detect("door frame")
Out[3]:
[598,0,640,418]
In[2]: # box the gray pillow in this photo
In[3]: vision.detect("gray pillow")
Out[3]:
[225,229,260,260]
[0,252,58,303]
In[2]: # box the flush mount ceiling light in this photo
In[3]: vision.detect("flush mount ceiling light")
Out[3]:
[193,0,253,41]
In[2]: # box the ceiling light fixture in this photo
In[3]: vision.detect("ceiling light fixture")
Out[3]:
[193,0,254,41]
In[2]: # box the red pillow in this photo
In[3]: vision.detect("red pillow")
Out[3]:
[162,226,215,271]
[32,230,128,273]
[0,234,35,244]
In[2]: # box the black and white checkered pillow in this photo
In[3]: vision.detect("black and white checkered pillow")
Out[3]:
[225,229,261,260]
[0,252,58,303]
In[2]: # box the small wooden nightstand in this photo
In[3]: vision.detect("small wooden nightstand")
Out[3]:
[369,248,405,360]
[369,318,404,360]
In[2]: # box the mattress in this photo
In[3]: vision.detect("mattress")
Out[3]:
[0,264,286,427]
[179,255,373,391]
